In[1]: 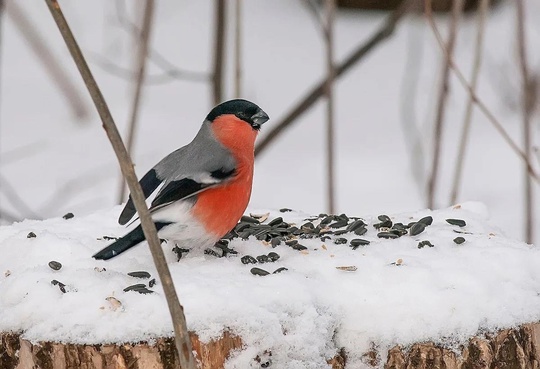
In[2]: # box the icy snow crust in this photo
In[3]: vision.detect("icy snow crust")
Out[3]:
[1,203,540,368]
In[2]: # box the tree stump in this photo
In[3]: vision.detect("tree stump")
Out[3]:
[2,323,540,368]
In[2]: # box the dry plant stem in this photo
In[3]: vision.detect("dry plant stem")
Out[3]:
[255,0,416,157]
[427,0,464,209]
[234,0,242,97]
[6,1,88,119]
[213,0,226,105]
[450,0,489,204]
[325,0,336,214]
[44,1,196,368]
[516,0,534,244]
[425,0,540,184]
[118,0,155,204]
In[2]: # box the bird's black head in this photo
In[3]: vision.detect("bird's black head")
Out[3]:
[206,99,269,130]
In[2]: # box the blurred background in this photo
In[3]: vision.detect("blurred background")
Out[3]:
[0,0,538,244]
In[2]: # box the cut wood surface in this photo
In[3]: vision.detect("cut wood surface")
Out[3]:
[2,323,540,369]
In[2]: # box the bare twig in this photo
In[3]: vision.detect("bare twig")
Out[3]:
[0,174,42,220]
[427,0,464,209]
[6,1,88,119]
[302,0,325,32]
[516,0,534,244]
[118,0,155,204]
[425,0,540,183]
[44,1,196,368]
[89,51,209,85]
[450,0,489,204]
[324,0,336,214]
[234,0,242,97]
[255,0,418,157]
[400,16,426,192]
[213,0,226,105]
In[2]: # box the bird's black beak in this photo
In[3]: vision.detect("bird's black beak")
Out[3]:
[251,109,269,130]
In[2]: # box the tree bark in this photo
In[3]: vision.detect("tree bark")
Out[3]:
[4,323,540,369]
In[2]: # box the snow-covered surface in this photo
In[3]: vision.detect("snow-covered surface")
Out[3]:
[1,203,540,368]
[0,1,539,244]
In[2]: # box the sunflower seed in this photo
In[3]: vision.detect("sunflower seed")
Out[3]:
[409,222,426,236]
[48,261,62,271]
[334,238,348,245]
[320,235,331,242]
[333,230,348,236]
[350,239,370,247]
[172,246,190,261]
[267,252,280,262]
[329,220,348,229]
[250,213,270,222]
[271,237,282,247]
[335,265,357,272]
[418,240,434,249]
[320,216,334,226]
[279,208,292,213]
[106,296,122,311]
[301,222,315,230]
[446,219,466,227]
[354,227,368,236]
[250,267,270,276]
[241,215,260,224]
[291,244,308,251]
[123,284,146,292]
[453,237,466,244]
[135,288,154,294]
[346,219,365,232]
[273,267,288,274]
[418,216,433,226]
[51,279,66,293]
[377,232,399,239]
[27,232,36,238]
[149,278,156,288]
[374,215,392,229]
[256,255,270,263]
[62,212,74,220]
[127,271,151,279]
[241,255,257,264]
[268,217,284,227]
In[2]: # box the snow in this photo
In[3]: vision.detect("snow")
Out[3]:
[2,203,540,368]
[0,0,539,243]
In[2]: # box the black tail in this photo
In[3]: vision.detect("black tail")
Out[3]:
[93,222,170,260]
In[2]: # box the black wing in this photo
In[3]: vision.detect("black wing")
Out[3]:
[118,169,162,225]
[149,168,236,212]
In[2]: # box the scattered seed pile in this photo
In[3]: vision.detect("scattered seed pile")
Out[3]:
[167,209,471,277]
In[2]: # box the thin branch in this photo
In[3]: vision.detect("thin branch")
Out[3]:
[424,0,540,184]
[516,0,534,243]
[213,0,226,105]
[450,0,489,204]
[301,0,326,32]
[0,174,42,220]
[400,16,426,192]
[6,1,88,119]
[89,51,209,85]
[427,0,464,209]
[324,0,336,214]
[234,0,242,97]
[255,0,418,157]
[118,0,155,204]
[44,2,196,368]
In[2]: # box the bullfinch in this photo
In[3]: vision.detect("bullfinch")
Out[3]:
[92,99,269,260]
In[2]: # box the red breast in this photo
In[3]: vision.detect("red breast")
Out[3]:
[191,114,258,238]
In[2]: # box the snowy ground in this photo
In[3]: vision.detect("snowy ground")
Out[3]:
[1,2,540,368]
[0,1,538,243]
[1,203,540,368]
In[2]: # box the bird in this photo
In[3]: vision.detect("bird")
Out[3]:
[93,99,269,260]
